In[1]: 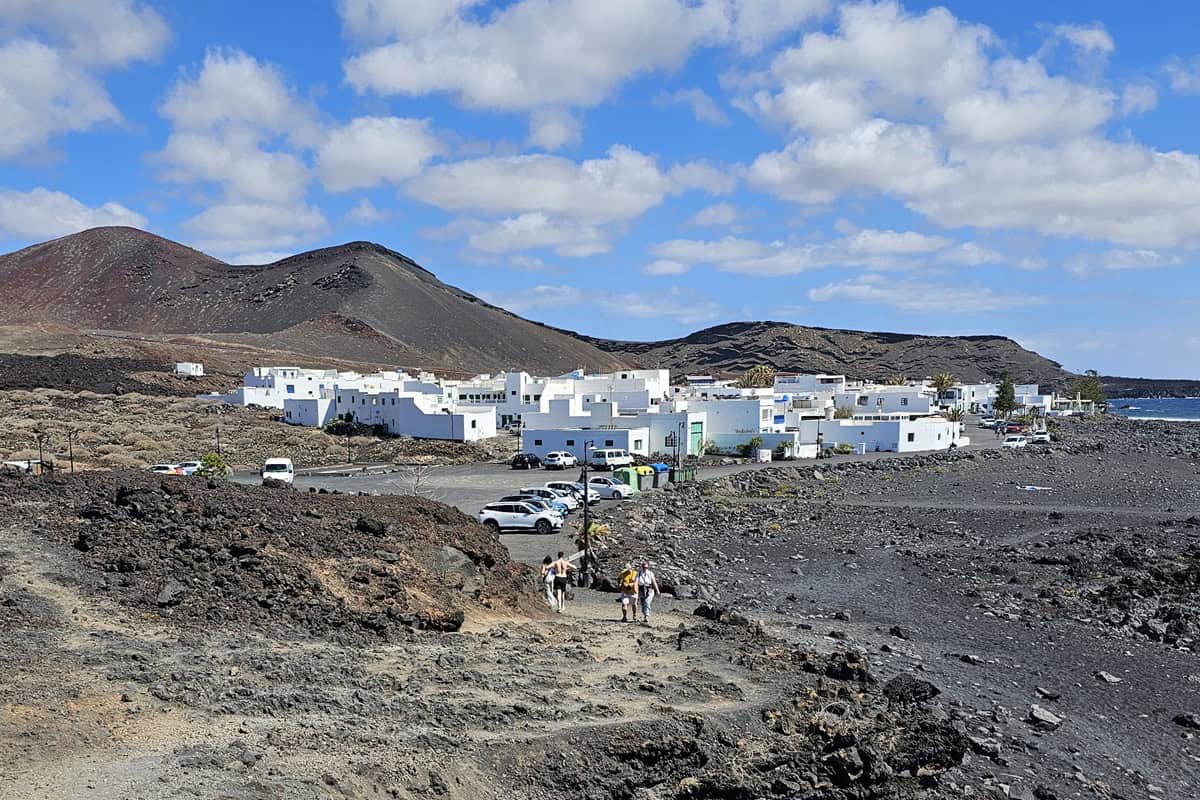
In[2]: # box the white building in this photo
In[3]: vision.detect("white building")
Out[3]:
[834,386,935,415]
[520,398,705,461]
[174,362,204,377]
[799,414,964,453]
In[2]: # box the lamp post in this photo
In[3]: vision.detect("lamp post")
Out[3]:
[676,420,686,467]
[580,439,594,588]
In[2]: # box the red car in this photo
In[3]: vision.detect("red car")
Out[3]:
[1005,423,1023,434]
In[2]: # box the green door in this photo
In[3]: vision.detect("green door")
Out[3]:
[689,421,703,455]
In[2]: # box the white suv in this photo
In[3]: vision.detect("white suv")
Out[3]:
[478,502,563,534]
[545,481,600,505]
[543,451,578,470]
[1002,435,1027,449]
[587,476,633,499]
[520,486,579,512]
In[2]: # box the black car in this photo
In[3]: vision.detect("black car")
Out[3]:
[510,453,542,470]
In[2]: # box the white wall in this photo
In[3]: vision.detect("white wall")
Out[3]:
[283,397,335,427]
[521,428,650,459]
[835,389,934,415]
[686,398,779,436]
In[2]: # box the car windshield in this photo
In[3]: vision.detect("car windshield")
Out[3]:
[264,463,290,472]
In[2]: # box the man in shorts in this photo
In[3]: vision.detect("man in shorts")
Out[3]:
[617,562,639,622]
[636,561,660,624]
[550,551,575,613]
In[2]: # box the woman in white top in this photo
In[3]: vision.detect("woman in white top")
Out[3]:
[636,561,660,624]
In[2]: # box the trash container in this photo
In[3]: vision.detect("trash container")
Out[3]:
[634,464,655,491]
[649,462,670,487]
[613,466,639,493]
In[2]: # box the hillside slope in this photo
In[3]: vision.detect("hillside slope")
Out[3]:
[581,321,1069,385]
[0,228,623,375]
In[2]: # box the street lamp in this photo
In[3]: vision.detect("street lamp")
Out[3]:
[34,430,46,477]
[579,439,595,588]
[676,420,686,468]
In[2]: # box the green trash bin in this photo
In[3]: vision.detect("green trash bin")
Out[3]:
[613,466,640,493]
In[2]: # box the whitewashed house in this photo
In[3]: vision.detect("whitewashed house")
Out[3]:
[174,362,205,377]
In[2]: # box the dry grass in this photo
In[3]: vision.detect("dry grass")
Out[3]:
[0,390,516,471]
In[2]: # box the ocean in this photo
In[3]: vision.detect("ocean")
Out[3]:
[1111,397,1200,422]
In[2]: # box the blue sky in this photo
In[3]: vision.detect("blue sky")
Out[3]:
[2,1,1199,378]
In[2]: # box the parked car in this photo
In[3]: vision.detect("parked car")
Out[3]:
[1002,435,1028,449]
[587,476,634,499]
[148,463,184,476]
[542,451,578,470]
[177,460,202,476]
[478,502,562,534]
[499,495,566,517]
[261,457,295,485]
[588,448,633,470]
[977,417,997,428]
[510,453,542,470]
[520,486,579,512]
[1005,423,1024,434]
[1029,430,1052,444]
[545,481,600,505]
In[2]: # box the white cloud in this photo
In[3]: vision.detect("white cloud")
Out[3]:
[181,202,328,256]
[685,202,741,228]
[406,145,671,225]
[225,250,292,265]
[480,282,721,326]
[668,160,738,195]
[465,213,611,258]
[1053,24,1114,55]
[1166,55,1200,94]
[1120,83,1158,115]
[156,130,309,205]
[1064,248,1183,278]
[0,0,168,160]
[651,235,770,264]
[343,198,390,224]
[340,0,824,141]
[528,109,582,150]
[657,88,729,125]
[0,0,170,67]
[937,242,1004,266]
[808,274,1047,314]
[741,3,1200,249]
[642,259,690,276]
[0,187,147,240]
[842,228,951,256]
[317,116,444,192]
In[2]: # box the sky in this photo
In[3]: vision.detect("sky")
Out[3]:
[1,1,1199,378]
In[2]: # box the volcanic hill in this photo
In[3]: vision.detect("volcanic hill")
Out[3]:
[0,227,623,375]
[582,320,1071,385]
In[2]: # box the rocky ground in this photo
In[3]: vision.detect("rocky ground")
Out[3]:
[588,415,1200,799]
[3,415,1199,799]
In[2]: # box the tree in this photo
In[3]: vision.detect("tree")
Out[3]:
[883,374,907,385]
[943,407,964,422]
[1071,369,1106,404]
[994,372,1017,418]
[197,451,229,479]
[932,372,956,394]
[734,365,776,389]
[833,406,854,419]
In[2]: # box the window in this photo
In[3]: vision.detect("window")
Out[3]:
[857,395,868,406]
[907,432,915,442]
[761,408,771,420]
[285,410,292,419]
[900,397,908,406]
[286,384,295,394]
[634,439,643,449]
[534,439,543,446]
[470,420,477,429]
[566,439,575,446]
[605,439,614,447]
[337,395,342,404]
[511,390,517,396]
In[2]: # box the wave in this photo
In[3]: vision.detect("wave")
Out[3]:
[1122,415,1200,422]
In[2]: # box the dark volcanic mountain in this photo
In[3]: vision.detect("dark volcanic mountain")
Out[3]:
[581,321,1070,386]
[0,227,623,375]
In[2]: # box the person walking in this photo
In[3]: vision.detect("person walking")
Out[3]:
[617,562,639,623]
[540,555,556,609]
[636,561,661,624]
[550,551,575,613]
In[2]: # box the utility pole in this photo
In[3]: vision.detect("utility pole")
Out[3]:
[34,431,46,477]
[580,440,594,588]
[66,429,78,474]
[216,422,222,456]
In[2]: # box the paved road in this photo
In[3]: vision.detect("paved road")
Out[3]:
[231,430,1005,566]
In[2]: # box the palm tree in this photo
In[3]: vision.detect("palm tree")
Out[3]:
[932,372,956,394]
[943,406,964,443]
[884,373,907,385]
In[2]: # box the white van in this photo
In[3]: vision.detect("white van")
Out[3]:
[261,457,295,485]
[588,448,632,470]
